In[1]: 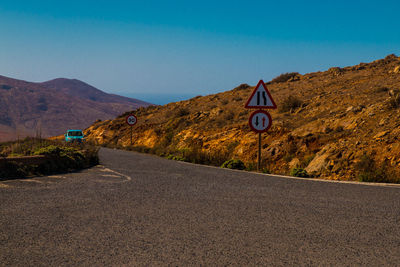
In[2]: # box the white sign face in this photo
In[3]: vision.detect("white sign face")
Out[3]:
[126,115,137,126]
[245,80,277,109]
[249,110,272,133]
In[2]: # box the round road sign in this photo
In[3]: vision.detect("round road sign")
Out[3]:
[249,110,272,133]
[126,114,137,126]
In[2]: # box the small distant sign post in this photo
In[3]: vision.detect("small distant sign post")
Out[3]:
[126,114,137,145]
[245,80,277,171]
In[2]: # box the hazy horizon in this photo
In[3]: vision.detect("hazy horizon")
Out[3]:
[1,1,400,99]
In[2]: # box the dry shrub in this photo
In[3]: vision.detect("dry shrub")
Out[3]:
[271,72,299,83]
[279,96,303,113]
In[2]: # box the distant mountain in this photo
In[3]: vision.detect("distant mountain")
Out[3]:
[0,75,152,141]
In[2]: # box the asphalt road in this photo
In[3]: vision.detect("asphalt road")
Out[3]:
[1,148,400,266]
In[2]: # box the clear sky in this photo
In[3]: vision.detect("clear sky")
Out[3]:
[1,0,399,104]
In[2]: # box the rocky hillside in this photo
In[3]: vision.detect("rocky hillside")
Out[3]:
[0,75,151,141]
[85,55,400,182]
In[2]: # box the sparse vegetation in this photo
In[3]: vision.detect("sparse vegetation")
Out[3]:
[356,154,381,182]
[355,154,399,183]
[271,72,299,83]
[0,138,99,180]
[290,168,309,178]
[300,154,315,168]
[279,95,303,113]
[221,159,246,170]
[375,86,389,93]
[388,92,400,109]
[262,168,271,174]
[177,108,190,117]
[233,83,250,91]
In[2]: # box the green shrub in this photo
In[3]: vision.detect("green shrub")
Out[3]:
[262,168,271,174]
[166,154,186,161]
[290,168,309,178]
[221,159,246,170]
[34,145,62,156]
[0,139,99,179]
[245,162,257,171]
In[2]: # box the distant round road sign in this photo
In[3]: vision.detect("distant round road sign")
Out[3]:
[249,110,272,133]
[126,114,137,126]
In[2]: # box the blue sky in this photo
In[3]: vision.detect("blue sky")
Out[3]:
[1,1,399,104]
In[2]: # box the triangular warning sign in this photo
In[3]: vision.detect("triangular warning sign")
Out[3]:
[245,80,277,109]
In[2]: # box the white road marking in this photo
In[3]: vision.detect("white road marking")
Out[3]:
[47,175,66,179]
[20,179,46,184]
[101,174,121,178]
[0,183,11,188]
[96,165,132,182]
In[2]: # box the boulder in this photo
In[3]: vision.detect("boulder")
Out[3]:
[373,131,388,140]
[289,158,300,169]
[305,144,334,174]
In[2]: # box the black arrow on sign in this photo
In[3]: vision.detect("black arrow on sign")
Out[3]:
[255,116,259,126]
[262,92,267,105]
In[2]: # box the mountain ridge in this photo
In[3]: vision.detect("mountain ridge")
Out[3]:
[0,75,151,141]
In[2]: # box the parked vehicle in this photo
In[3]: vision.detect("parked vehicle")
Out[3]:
[64,130,85,143]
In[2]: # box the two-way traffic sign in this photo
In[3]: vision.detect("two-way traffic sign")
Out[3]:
[249,110,272,133]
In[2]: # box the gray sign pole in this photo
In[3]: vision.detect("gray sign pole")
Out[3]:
[130,126,133,146]
[258,132,261,171]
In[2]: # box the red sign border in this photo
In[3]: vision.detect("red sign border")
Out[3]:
[126,114,138,126]
[245,80,277,109]
[248,110,272,133]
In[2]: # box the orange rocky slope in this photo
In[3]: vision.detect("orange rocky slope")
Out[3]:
[85,55,400,182]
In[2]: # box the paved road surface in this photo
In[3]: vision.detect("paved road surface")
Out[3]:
[1,148,400,266]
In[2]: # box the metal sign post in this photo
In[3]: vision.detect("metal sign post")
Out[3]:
[245,80,277,171]
[258,132,261,171]
[125,114,138,146]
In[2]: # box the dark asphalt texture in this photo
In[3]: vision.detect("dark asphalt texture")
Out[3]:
[1,147,400,266]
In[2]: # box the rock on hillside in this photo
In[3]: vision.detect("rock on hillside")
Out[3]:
[85,55,400,182]
[0,75,151,141]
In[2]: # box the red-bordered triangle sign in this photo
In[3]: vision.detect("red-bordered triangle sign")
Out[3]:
[245,80,277,109]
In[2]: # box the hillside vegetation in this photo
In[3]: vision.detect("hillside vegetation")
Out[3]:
[85,55,400,183]
[0,138,98,179]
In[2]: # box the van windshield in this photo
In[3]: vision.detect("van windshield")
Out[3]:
[68,131,83,137]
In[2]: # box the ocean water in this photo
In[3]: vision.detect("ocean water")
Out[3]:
[120,93,201,106]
